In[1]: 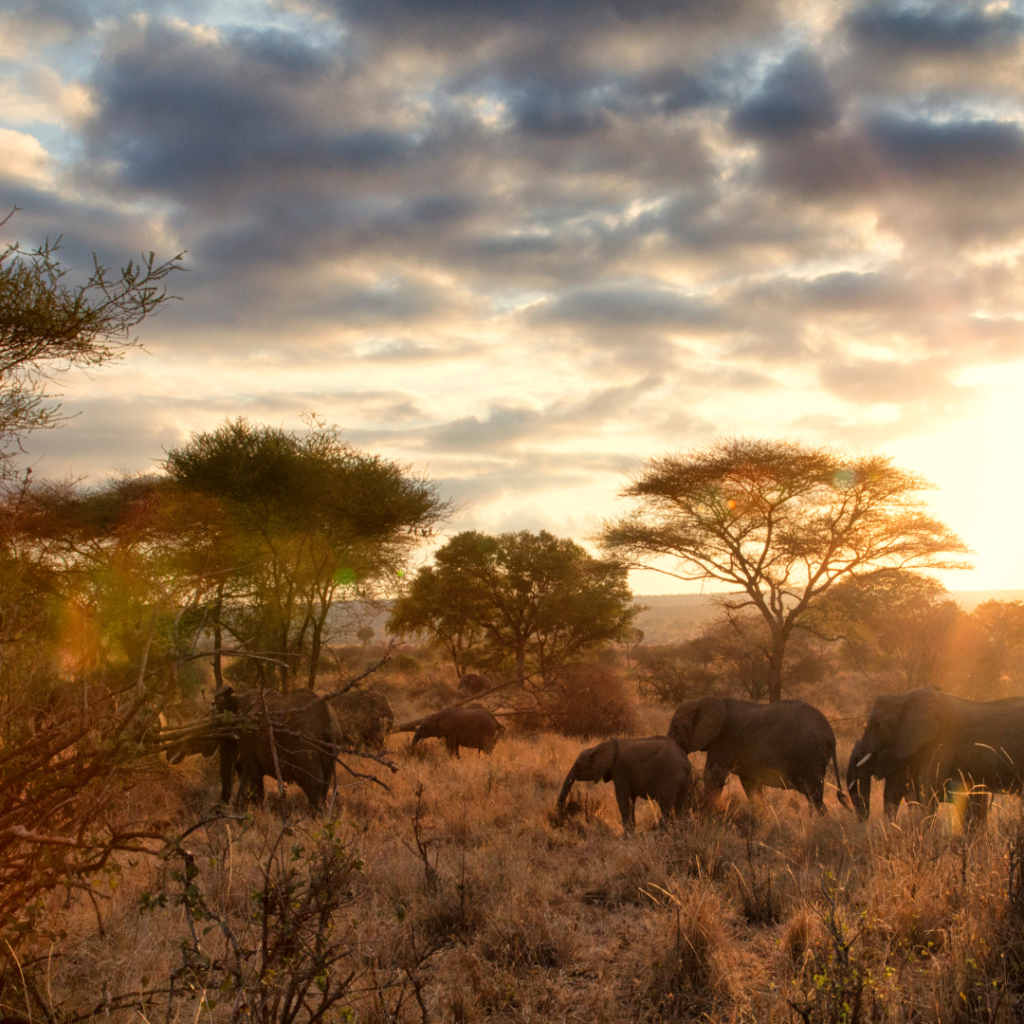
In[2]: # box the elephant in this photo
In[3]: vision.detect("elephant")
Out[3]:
[411,707,503,757]
[668,696,847,812]
[851,687,1024,821]
[846,734,914,819]
[456,672,492,697]
[165,718,237,805]
[325,688,394,750]
[211,684,344,811]
[556,736,693,831]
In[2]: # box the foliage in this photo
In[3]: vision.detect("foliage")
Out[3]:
[386,554,487,675]
[636,637,716,705]
[637,611,828,705]
[0,213,183,477]
[389,529,640,684]
[0,470,230,974]
[165,416,452,689]
[532,661,639,737]
[0,670,173,961]
[600,437,971,701]
[813,571,960,691]
[148,819,367,1024]
[947,600,1024,699]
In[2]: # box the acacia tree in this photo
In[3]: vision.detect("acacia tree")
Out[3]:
[389,529,640,682]
[599,438,971,702]
[165,417,452,689]
[0,212,183,477]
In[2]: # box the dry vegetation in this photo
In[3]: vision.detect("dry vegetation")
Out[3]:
[10,659,1024,1024]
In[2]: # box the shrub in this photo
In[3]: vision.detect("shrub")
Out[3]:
[540,662,639,737]
[627,880,734,1021]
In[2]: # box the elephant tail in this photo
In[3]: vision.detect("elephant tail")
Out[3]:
[832,742,849,807]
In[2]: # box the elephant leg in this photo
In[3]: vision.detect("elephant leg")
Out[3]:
[657,792,679,827]
[965,790,991,830]
[882,770,908,819]
[218,738,238,805]
[739,776,762,801]
[702,762,728,806]
[803,775,826,814]
[445,736,460,758]
[234,763,262,809]
[614,784,635,831]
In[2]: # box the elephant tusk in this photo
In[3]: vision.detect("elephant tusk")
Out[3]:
[856,753,873,768]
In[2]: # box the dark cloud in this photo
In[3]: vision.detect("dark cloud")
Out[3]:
[534,283,721,329]
[846,1,1024,55]
[513,84,613,138]
[2,0,94,35]
[868,113,1024,182]
[83,21,423,202]
[731,50,840,139]
[328,0,750,30]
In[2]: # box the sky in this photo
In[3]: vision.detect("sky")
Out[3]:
[3,0,1024,595]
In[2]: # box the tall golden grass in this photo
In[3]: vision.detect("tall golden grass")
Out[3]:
[10,679,1024,1022]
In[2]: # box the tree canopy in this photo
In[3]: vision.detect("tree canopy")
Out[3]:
[164,416,453,689]
[0,213,184,477]
[599,437,972,702]
[388,529,640,682]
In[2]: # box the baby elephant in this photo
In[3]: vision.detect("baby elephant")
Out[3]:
[557,736,693,832]
[411,707,504,757]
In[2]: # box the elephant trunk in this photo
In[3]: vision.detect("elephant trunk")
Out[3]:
[847,764,871,818]
[556,768,578,809]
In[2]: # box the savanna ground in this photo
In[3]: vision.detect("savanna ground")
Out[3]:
[12,664,1024,1024]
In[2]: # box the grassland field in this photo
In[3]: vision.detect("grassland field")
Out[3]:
[22,684,1024,1024]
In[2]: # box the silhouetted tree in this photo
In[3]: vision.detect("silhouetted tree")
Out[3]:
[600,438,971,701]
[0,211,183,477]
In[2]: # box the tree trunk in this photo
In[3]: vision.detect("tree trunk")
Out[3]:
[515,639,526,683]
[767,636,786,703]
[308,618,323,689]
[212,582,224,689]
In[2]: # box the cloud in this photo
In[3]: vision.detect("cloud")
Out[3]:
[83,21,395,203]
[0,0,94,53]
[818,355,970,407]
[868,113,1024,182]
[845,1,1024,56]
[731,50,840,139]
[534,282,721,329]
[6,0,1024,578]
[0,127,54,186]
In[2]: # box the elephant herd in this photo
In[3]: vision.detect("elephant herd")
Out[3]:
[559,688,1024,831]
[166,687,504,811]
[168,683,1024,831]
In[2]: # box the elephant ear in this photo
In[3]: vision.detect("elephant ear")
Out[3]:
[689,696,728,752]
[577,739,617,783]
[597,740,619,783]
[894,690,942,760]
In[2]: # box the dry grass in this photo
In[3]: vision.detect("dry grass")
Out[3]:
[9,720,1024,1023]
